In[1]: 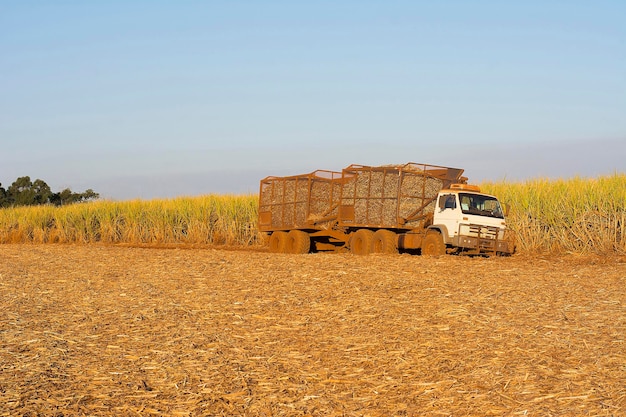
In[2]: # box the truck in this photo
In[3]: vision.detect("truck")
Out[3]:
[258,162,515,256]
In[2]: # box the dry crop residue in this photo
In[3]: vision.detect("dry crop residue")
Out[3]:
[0,245,624,416]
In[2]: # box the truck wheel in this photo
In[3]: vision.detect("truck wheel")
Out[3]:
[372,230,397,254]
[269,231,288,253]
[350,229,374,255]
[422,231,446,256]
[286,230,310,254]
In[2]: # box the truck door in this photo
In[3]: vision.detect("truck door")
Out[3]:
[434,193,460,241]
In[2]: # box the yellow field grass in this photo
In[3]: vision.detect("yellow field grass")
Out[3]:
[0,174,624,255]
[481,173,626,254]
[0,195,258,246]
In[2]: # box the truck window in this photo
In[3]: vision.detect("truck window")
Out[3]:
[439,194,457,210]
[442,194,456,209]
[459,193,504,219]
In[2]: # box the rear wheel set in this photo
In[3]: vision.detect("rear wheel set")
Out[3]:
[268,231,287,253]
[268,230,310,254]
[350,229,398,255]
[350,229,374,255]
[270,228,401,255]
[286,230,310,254]
[372,229,397,254]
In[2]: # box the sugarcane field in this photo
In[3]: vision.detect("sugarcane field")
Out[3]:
[0,244,624,416]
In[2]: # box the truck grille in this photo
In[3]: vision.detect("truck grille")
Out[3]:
[467,224,499,239]
[457,224,512,254]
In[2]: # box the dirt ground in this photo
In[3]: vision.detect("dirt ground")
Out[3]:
[0,244,624,417]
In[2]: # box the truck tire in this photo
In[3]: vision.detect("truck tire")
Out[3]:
[350,229,374,255]
[269,231,288,253]
[286,230,310,254]
[372,229,397,254]
[422,231,446,256]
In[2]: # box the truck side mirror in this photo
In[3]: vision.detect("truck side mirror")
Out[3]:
[502,203,510,217]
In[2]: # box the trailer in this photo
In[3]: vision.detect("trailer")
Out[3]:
[258,162,515,256]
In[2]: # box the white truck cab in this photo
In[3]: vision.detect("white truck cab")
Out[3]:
[431,184,514,255]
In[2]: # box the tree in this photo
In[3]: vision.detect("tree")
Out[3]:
[0,183,7,207]
[33,179,52,205]
[0,176,99,207]
[50,188,99,206]
[7,176,36,206]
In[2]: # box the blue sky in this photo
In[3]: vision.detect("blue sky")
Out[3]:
[2,1,625,199]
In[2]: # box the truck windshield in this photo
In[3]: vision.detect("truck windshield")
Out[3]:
[459,193,504,219]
